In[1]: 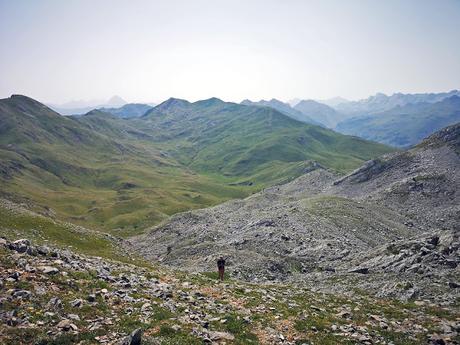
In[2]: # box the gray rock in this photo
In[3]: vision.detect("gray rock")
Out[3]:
[37,246,50,256]
[57,319,78,331]
[348,267,369,274]
[207,331,235,341]
[40,266,59,275]
[448,281,459,289]
[12,290,31,299]
[46,297,62,310]
[26,246,38,256]
[10,239,30,253]
[122,328,142,345]
[70,298,83,308]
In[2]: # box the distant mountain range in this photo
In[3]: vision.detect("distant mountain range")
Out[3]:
[333,90,460,116]
[336,95,460,147]
[59,95,127,109]
[241,99,321,126]
[315,96,349,108]
[243,90,460,147]
[48,95,127,115]
[288,97,348,108]
[293,100,344,128]
[242,98,350,128]
[47,95,156,116]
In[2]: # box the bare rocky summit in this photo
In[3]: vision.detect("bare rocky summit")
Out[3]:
[131,123,460,303]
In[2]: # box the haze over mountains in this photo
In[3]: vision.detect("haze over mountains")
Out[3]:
[294,100,343,128]
[48,96,157,117]
[48,95,128,115]
[243,90,460,147]
[334,90,460,115]
[45,89,460,148]
[337,95,460,147]
[241,99,321,126]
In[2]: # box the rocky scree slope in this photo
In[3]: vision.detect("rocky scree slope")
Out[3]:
[1,237,459,345]
[131,123,460,303]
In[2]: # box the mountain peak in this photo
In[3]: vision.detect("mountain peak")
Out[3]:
[83,109,116,118]
[268,98,287,106]
[194,97,224,106]
[107,95,126,107]
[296,99,319,106]
[10,94,40,103]
[295,99,333,109]
[5,94,57,114]
[164,97,190,105]
[316,97,349,107]
[152,97,190,112]
[369,92,388,101]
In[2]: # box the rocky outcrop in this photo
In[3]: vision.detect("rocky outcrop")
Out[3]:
[1,237,458,345]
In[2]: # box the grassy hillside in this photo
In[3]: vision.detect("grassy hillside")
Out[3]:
[139,98,393,178]
[0,199,136,263]
[0,96,251,235]
[98,103,154,118]
[1,95,394,235]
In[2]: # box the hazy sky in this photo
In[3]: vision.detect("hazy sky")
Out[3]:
[1,0,459,104]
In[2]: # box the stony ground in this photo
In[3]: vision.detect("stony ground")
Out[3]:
[292,230,460,305]
[1,237,459,345]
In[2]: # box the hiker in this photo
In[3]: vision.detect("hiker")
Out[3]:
[217,257,226,281]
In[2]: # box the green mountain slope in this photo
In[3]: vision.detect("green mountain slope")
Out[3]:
[98,103,154,118]
[0,96,249,235]
[139,97,393,179]
[1,95,394,235]
[0,198,137,263]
